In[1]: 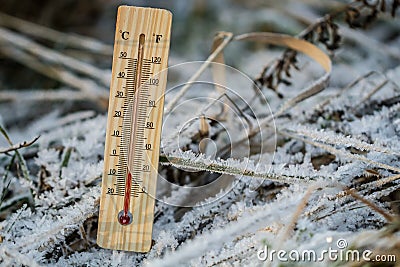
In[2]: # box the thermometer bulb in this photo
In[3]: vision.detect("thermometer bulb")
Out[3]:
[118,210,133,225]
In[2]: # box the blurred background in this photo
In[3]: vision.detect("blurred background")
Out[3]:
[0,0,399,132]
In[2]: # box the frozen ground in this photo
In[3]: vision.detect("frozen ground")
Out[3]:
[0,1,400,266]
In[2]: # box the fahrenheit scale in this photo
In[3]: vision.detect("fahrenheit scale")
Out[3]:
[97,6,172,252]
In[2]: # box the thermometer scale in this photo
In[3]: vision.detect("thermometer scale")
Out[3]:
[97,6,172,252]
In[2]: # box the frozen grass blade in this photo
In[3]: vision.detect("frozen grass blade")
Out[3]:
[284,125,400,157]
[160,152,320,184]
[279,130,400,174]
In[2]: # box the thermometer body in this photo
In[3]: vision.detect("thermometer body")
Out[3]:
[97,6,172,252]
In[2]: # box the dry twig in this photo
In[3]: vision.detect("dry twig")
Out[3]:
[0,135,40,154]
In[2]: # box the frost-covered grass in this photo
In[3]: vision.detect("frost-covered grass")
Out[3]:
[1,1,400,266]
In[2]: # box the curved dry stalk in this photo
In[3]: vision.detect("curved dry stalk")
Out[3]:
[217,32,332,154]
[235,32,331,120]
[260,0,400,92]
[215,32,332,123]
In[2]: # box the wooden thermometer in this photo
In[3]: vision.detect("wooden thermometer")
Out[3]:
[97,6,172,252]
